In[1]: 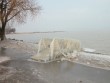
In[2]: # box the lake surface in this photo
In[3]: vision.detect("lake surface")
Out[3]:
[7,30,110,55]
[0,48,110,83]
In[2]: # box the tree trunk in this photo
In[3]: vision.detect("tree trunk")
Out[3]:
[1,22,6,41]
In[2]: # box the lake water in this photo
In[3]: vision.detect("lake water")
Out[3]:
[7,30,110,55]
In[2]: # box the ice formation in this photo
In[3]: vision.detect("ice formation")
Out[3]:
[31,38,81,62]
[83,48,96,53]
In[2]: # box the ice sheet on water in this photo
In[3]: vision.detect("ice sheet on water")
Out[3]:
[83,48,96,53]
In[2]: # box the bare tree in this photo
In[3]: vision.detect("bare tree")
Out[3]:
[0,0,41,40]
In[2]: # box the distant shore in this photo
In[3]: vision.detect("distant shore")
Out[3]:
[9,31,65,34]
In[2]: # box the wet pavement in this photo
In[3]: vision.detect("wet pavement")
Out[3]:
[0,47,110,83]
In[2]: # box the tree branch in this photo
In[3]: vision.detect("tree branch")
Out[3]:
[7,10,21,22]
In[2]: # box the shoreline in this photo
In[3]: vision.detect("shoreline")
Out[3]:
[0,39,38,54]
[7,31,65,35]
[0,39,110,70]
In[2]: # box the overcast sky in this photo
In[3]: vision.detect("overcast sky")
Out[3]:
[16,0,110,32]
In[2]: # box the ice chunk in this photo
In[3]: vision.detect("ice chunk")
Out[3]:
[83,48,96,53]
